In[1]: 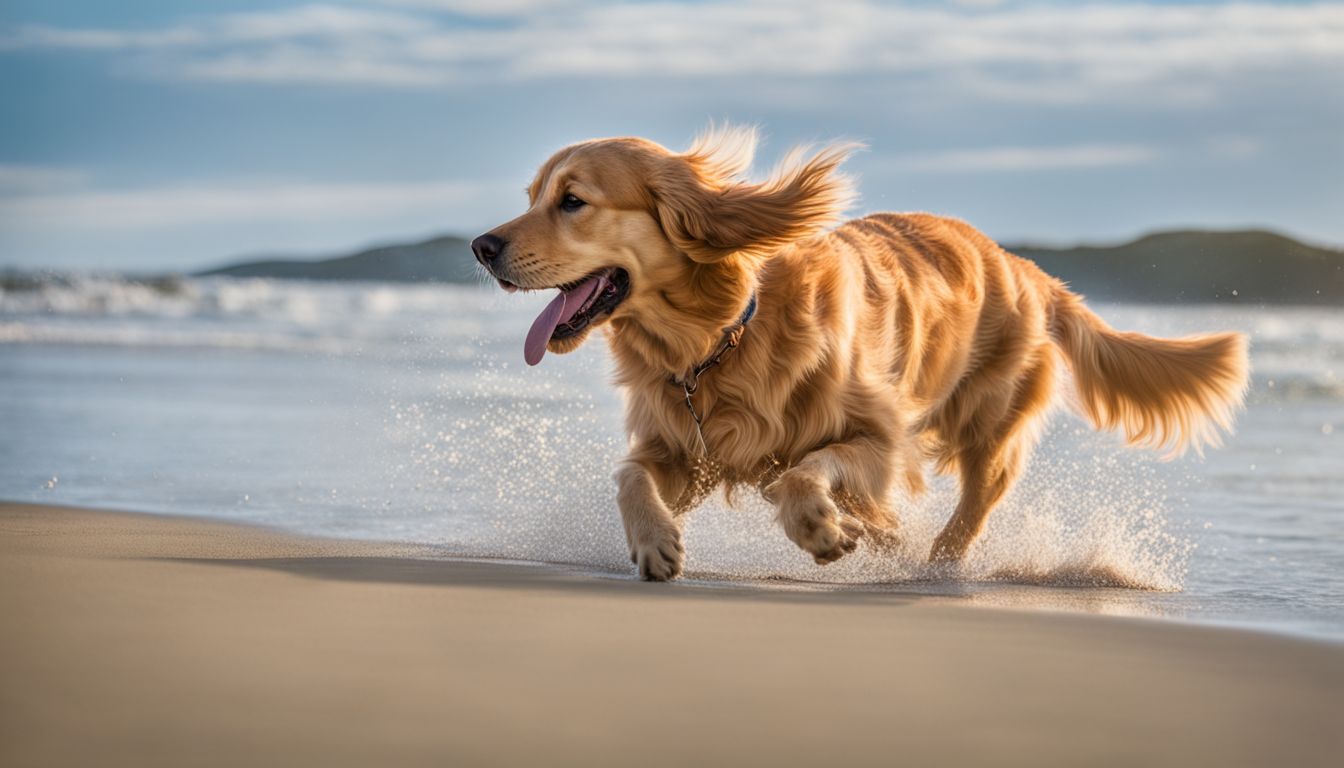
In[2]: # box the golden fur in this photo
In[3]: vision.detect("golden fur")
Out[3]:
[477,126,1250,580]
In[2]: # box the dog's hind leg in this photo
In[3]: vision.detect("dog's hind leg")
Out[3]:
[763,433,901,566]
[928,440,1028,563]
[929,351,1056,562]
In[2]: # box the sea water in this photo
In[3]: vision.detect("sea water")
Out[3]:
[1,276,1340,639]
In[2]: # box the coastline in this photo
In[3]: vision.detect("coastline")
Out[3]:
[2,502,1340,767]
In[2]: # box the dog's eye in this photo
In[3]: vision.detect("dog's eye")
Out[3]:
[560,194,586,212]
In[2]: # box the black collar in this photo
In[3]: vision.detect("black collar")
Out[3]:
[669,293,757,395]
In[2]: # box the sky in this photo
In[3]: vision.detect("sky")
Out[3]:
[0,0,1341,271]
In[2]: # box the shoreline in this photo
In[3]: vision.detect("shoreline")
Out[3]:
[12,498,1337,644]
[2,502,1341,766]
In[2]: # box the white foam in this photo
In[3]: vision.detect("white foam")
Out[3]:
[0,275,504,357]
[4,277,1340,401]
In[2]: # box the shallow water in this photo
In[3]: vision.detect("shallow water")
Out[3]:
[1,277,1341,639]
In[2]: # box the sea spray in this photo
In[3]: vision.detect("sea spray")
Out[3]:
[389,348,1193,592]
[384,352,631,567]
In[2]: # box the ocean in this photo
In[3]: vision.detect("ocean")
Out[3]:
[2,276,1341,639]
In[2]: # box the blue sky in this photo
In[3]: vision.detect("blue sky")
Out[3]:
[1,0,1341,271]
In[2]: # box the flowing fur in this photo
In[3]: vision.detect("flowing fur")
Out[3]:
[1050,290,1249,457]
[476,125,1250,580]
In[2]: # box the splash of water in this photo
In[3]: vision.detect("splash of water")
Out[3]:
[388,353,1193,593]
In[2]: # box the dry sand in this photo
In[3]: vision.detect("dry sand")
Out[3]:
[1,502,1340,767]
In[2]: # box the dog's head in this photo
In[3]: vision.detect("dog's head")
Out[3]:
[472,125,855,366]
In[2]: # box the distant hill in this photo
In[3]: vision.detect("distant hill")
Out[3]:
[198,228,1344,304]
[1006,229,1343,305]
[198,235,477,283]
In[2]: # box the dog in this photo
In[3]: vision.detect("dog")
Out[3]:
[472,126,1249,581]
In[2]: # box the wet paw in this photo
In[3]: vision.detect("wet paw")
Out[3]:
[928,528,971,563]
[769,475,863,565]
[631,528,684,581]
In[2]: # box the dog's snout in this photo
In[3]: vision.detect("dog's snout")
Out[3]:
[471,233,506,267]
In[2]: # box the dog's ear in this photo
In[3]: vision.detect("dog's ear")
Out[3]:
[648,128,859,263]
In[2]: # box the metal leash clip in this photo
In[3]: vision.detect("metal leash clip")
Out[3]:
[670,295,756,457]
[682,378,708,456]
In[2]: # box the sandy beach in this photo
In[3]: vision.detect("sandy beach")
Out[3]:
[1,502,1340,767]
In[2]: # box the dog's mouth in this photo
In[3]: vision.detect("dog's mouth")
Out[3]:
[522,267,631,365]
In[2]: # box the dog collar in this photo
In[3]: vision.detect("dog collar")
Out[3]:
[669,293,757,455]
[669,293,757,394]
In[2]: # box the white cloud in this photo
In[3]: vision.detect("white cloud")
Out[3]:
[2,1,1341,102]
[0,165,90,194]
[895,143,1161,173]
[0,178,504,231]
[179,49,449,86]
[0,174,526,267]
[211,5,427,40]
[373,0,577,15]
[0,5,423,50]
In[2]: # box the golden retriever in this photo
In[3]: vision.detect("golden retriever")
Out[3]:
[472,126,1249,581]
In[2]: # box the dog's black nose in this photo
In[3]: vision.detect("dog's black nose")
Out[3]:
[471,233,506,266]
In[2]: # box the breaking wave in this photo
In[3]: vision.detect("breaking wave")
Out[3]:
[3,275,1340,401]
[0,273,497,359]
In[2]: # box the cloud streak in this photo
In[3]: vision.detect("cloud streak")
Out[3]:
[0,172,526,267]
[894,143,1161,173]
[0,165,90,194]
[3,2,1341,101]
[0,177,504,231]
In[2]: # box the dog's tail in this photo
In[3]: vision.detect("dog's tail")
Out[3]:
[1048,284,1249,457]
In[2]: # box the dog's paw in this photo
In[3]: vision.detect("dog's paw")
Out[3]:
[631,527,684,582]
[928,527,971,563]
[769,475,863,565]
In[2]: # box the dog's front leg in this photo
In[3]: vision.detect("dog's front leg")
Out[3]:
[614,451,696,581]
[763,436,897,565]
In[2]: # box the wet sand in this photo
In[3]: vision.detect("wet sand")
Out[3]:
[1,502,1340,767]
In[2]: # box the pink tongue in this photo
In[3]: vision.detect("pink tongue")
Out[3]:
[524,276,604,366]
